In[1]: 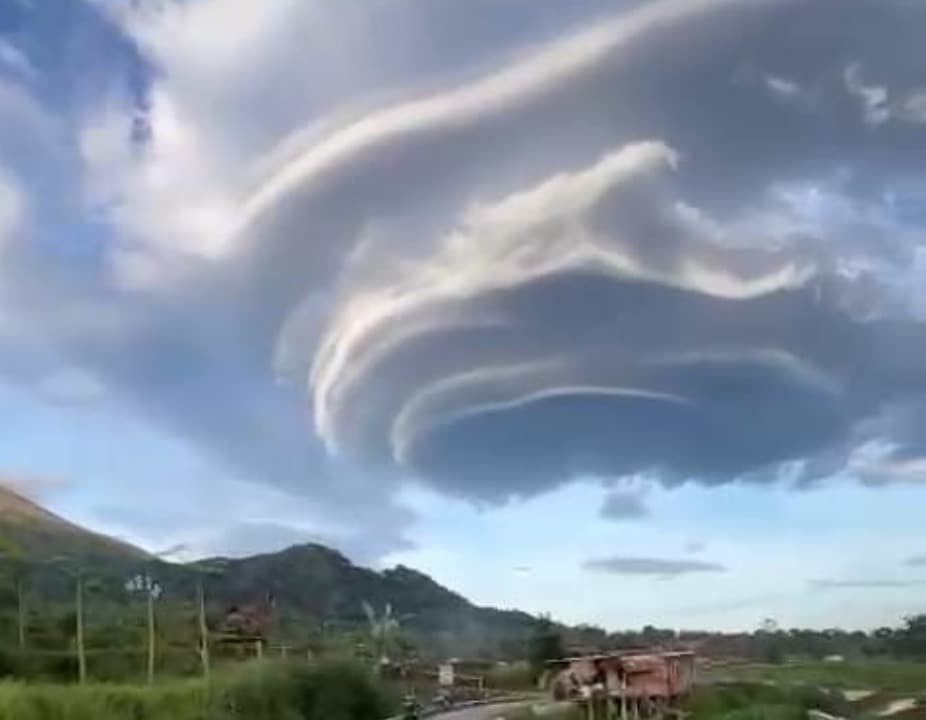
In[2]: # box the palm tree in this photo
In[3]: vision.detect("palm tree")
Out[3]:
[361,601,413,669]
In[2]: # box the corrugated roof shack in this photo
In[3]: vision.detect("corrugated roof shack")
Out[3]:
[548,650,695,718]
[619,651,694,699]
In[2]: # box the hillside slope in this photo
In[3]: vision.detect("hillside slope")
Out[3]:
[178,544,539,659]
[0,489,539,659]
[0,485,147,562]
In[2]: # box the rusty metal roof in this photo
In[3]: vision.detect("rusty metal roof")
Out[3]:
[546,649,694,665]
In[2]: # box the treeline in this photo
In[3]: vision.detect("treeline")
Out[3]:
[560,615,926,662]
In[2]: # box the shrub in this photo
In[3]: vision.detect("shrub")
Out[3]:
[486,661,535,691]
[217,660,391,720]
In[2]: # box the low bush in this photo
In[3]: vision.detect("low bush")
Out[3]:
[216,659,392,720]
[486,661,536,691]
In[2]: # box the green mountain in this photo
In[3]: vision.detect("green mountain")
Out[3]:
[0,485,148,563]
[0,487,540,660]
[185,544,539,659]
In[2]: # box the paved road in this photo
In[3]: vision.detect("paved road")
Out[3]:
[431,701,530,720]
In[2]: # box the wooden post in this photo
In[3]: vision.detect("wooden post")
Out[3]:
[620,674,627,720]
[197,582,210,682]
[75,576,87,685]
[280,645,288,659]
[146,592,156,684]
[255,639,264,660]
[16,578,25,651]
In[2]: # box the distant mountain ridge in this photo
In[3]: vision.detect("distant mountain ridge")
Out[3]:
[0,485,540,658]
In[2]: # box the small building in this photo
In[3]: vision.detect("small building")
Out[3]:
[548,650,696,717]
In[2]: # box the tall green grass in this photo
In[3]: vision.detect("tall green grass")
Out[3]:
[0,678,210,720]
[0,659,393,720]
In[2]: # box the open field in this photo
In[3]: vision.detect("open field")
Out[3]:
[699,661,926,720]
[706,660,926,694]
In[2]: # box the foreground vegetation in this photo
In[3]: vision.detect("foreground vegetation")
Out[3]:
[0,659,395,720]
[685,682,856,720]
[490,679,907,720]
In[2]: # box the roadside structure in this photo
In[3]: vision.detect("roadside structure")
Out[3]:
[547,649,696,719]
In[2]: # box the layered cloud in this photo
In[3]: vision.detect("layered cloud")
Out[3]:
[1,0,925,555]
[600,490,649,522]
[809,579,926,591]
[585,556,727,578]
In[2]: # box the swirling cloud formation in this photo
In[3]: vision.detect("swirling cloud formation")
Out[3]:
[1,0,925,551]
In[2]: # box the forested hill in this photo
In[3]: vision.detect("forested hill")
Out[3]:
[0,486,541,659]
[184,544,541,658]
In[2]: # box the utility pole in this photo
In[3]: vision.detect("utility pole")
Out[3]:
[125,573,162,684]
[198,582,211,681]
[16,578,25,651]
[147,589,156,684]
[76,575,86,685]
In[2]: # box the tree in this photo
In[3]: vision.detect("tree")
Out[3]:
[894,614,926,657]
[361,601,410,669]
[528,615,565,679]
[756,618,785,664]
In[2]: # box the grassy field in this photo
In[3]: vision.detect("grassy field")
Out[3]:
[707,659,926,694]
[686,681,856,720]
[698,660,926,720]
[0,659,394,720]
[498,683,858,720]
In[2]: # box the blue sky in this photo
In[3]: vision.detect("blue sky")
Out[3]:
[1,0,926,632]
